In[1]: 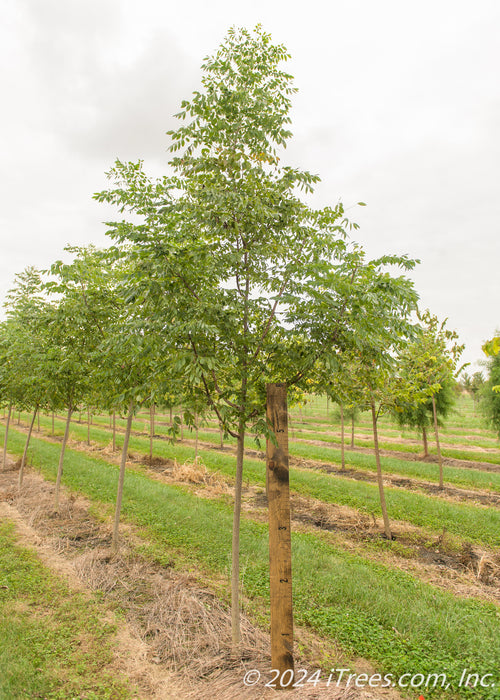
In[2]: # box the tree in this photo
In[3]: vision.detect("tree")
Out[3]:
[95,26,356,648]
[44,247,117,511]
[299,248,421,539]
[2,268,53,487]
[482,333,500,438]
[393,311,464,487]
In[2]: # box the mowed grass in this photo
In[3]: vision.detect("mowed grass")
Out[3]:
[0,521,132,700]
[0,426,499,699]
[16,414,500,548]
[54,411,500,493]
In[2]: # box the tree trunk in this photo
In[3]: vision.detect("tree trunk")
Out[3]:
[149,404,155,462]
[52,411,55,435]
[111,399,134,554]
[219,424,224,448]
[87,408,91,446]
[351,414,355,448]
[422,425,429,457]
[17,410,20,425]
[340,403,345,471]
[370,401,392,539]
[194,412,199,462]
[266,383,294,683]
[231,419,245,651]
[112,411,116,452]
[37,411,40,432]
[432,396,444,489]
[18,407,38,489]
[2,403,12,470]
[54,407,73,511]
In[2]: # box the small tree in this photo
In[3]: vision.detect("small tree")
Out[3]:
[2,268,52,486]
[95,26,353,648]
[481,334,500,438]
[394,311,464,487]
[45,247,117,511]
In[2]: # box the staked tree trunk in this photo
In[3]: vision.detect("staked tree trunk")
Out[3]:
[2,403,12,470]
[231,418,246,651]
[340,403,345,471]
[266,383,294,683]
[112,411,116,452]
[370,400,392,539]
[54,406,73,511]
[422,425,429,457]
[149,404,155,462]
[351,414,355,448]
[111,399,134,554]
[18,407,38,489]
[194,412,199,462]
[432,397,444,489]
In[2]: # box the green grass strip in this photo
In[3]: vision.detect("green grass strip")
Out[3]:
[0,521,132,700]
[10,417,500,547]
[2,426,499,698]
[65,413,500,494]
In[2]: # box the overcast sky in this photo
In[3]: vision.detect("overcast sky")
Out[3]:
[1,0,498,371]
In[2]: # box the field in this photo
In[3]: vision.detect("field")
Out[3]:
[0,393,499,699]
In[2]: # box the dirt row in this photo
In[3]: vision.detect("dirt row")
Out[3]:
[52,414,500,501]
[107,414,500,473]
[136,454,500,604]
[5,422,500,599]
[0,460,397,700]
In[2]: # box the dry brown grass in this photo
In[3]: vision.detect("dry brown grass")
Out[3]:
[0,468,368,699]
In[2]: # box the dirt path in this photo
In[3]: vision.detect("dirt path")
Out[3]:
[0,459,401,700]
[137,455,500,606]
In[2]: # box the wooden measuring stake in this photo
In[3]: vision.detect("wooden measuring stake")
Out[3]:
[266,383,294,686]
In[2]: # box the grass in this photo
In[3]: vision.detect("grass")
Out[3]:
[13,415,500,547]
[0,521,133,699]
[1,426,499,698]
[83,411,500,491]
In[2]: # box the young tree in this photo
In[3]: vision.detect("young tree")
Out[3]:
[44,247,119,511]
[393,312,464,487]
[301,248,421,539]
[2,268,52,486]
[482,334,500,438]
[95,26,355,647]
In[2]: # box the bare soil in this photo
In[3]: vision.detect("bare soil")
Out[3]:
[139,455,500,604]
[0,458,401,700]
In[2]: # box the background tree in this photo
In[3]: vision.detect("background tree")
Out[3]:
[44,247,118,511]
[393,311,464,487]
[299,248,421,539]
[2,268,52,486]
[481,333,500,438]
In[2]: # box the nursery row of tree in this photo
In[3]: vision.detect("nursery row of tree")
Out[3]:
[0,26,498,649]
